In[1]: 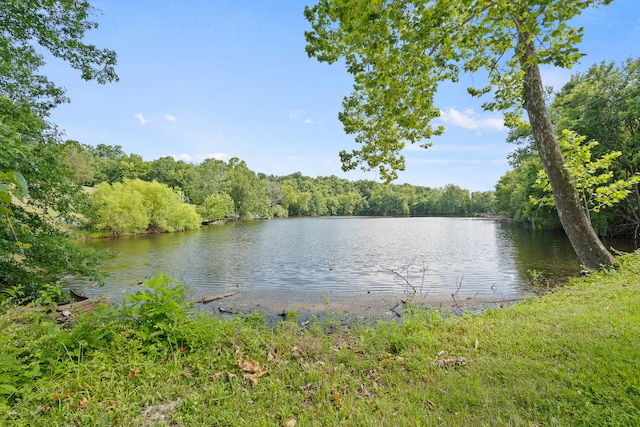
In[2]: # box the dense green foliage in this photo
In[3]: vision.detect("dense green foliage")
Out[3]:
[91,179,201,236]
[553,58,640,236]
[119,274,192,347]
[197,192,235,222]
[303,0,610,179]
[496,59,640,237]
[0,0,117,115]
[0,1,117,298]
[531,130,640,221]
[0,98,107,299]
[60,142,495,221]
[1,250,639,425]
[226,158,270,219]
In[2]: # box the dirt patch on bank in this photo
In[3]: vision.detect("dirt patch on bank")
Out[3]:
[194,289,521,322]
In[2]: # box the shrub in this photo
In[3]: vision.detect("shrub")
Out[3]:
[116,274,192,348]
[197,192,236,221]
[90,179,201,235]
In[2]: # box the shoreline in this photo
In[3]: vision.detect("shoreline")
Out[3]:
[195,289,527,322]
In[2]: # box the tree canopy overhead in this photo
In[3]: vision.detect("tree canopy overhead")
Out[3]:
[305,0,616,268]
[0,0,118,114]
[1,1,118,299]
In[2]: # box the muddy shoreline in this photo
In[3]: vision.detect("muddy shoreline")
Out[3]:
[194,289,525,322]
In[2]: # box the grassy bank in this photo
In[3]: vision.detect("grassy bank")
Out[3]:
[1,253,639,426]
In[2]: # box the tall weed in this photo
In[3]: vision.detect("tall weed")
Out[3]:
[116,274,192,348]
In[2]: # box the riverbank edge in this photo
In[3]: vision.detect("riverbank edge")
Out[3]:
[2,250,639,425]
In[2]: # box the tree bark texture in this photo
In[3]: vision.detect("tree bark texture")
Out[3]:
[518,32,615,269]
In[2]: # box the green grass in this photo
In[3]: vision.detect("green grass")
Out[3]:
[1,251,639,426]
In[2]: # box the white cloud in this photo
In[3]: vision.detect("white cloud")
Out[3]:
[438,108,505,132]
[289,109,306,119]
[290,109,319,124]
[134,113,148,125]
[164,114,177,122]
[171,153,229,163]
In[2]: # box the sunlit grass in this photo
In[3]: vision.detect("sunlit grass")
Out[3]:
[1,251,639,425]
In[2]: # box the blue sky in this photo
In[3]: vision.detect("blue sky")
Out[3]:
[46,0,639,191]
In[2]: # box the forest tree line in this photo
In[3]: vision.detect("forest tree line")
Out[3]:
[62,141,495,234]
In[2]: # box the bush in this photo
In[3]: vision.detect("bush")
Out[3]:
[91,181,149,235]
[90,179,201,235]
[117,274,192,348]
[197,192,236,221]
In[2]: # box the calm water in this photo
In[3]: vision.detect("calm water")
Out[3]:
[68,217,634,303]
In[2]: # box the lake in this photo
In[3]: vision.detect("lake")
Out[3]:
[69,217,634,314]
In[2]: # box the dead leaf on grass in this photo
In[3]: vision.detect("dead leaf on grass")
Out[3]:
[52,390,75,403]
[127,369,136,378]
[243,372,267,385]
[284,419,297,427]
[236,359,268,385]
[72,397,89,409]
[332,389,343,409]
[291,346,304,358]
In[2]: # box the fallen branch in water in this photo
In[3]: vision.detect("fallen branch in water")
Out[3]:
[388,259,430,295]
[69,289,89,302]
[388,268,416,294]
[198,292,239,304]
[451,273,465,312]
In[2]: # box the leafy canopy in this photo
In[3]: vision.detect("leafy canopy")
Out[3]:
[531,130,640,215]
[0,0,118,114]
[90,179,202,236]
[0,97,108,298]
[197,192,236,222]
[305,0,612,181]
[1,1,117,298]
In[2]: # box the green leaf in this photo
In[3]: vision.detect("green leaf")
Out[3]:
[12,171,29,200]
[0,384,19,395]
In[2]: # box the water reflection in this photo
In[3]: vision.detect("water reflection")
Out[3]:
[72,217,632,302]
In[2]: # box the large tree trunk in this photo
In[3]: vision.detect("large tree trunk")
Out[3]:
[518,32,615,269]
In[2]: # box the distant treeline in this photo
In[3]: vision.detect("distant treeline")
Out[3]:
[62,142,495,227]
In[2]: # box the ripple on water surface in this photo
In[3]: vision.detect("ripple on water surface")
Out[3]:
[72,217,595,304]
